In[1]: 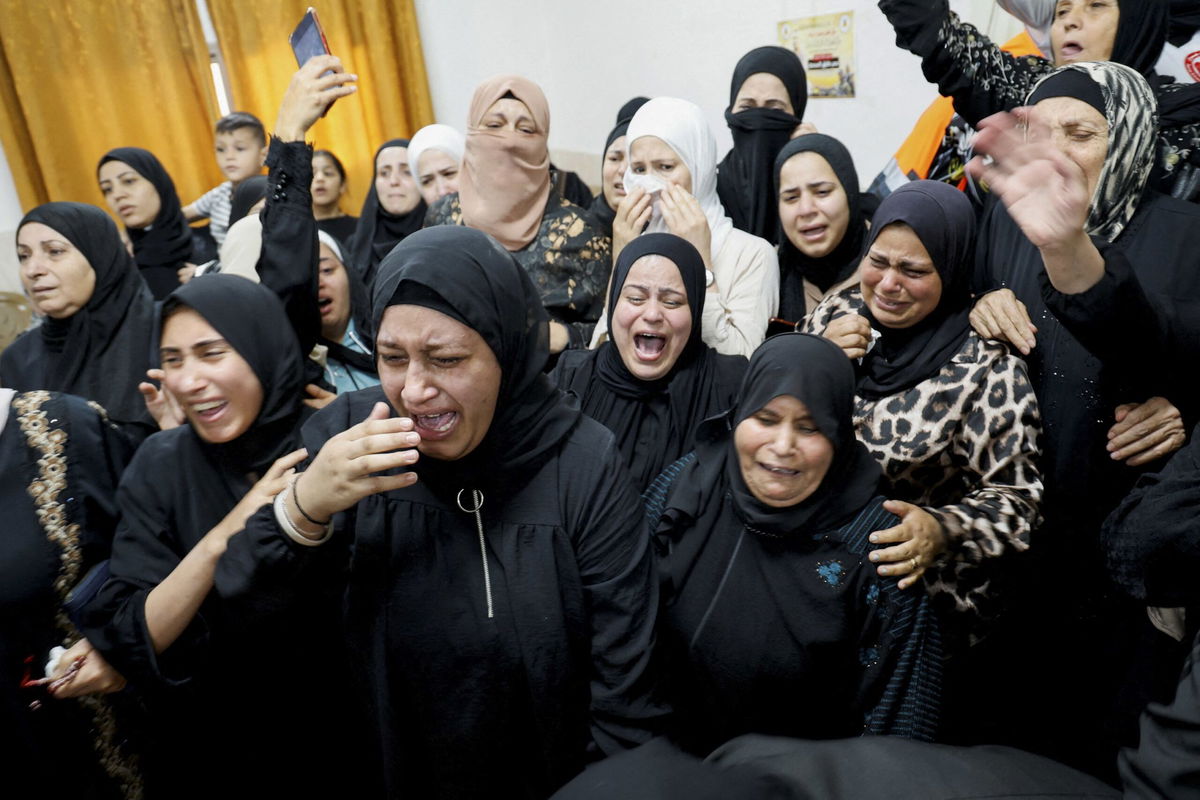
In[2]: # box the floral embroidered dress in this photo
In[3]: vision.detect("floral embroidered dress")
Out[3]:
[425,189,611,348]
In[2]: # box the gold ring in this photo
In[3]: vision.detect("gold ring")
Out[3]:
[909,557,918,571]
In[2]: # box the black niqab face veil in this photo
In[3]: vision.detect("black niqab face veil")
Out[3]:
[856,180,975,400]
[717,46,808,242]
[370,226,580,485]
[348,138,428,290]
[162,275,307,476]
[696,333,880,535]
[97,148,193,298]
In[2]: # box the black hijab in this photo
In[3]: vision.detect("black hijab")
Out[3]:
[161,275,309,477]
[229,176,269,227]
[589,97,652,235]
[1110,0,1169,76]
[554,233,746,488]
[717,46,807,243]
[773,134,868,324]
[371,226,581,491]
[97,147,193,299]
[667,333,881,538]
[348,138,428,290]
[856,180,975,400]
[3,202,156,431]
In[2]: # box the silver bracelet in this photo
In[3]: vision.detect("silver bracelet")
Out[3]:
[274,487,333,546]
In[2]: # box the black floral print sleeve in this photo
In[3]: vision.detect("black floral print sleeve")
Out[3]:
[878,0,1200,197]
[425,190,612,348]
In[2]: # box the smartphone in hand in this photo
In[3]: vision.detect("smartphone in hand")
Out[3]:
[289,7,338,116]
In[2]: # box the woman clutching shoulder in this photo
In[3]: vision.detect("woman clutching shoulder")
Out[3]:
[646,333,942,755]
[229,225,666,797]
[803,180,1043,628]
[425,76,612,354]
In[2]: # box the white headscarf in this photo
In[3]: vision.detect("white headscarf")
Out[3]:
[406,123,466,181]
[623,97,734,258]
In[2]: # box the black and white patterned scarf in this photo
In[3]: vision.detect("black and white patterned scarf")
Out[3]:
[1026,62,1157,243]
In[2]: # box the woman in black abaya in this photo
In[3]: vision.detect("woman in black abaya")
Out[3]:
[97,147,202,298]
[346,137,426,289]
[81,275,354,798]
[235,225,667,797]
[2,202,157,441]
[773,134,869,326]
[645,333,942,757]
[717,46,808,242]
[552,233,745,490]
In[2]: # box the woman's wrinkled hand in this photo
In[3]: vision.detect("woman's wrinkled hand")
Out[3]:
[659,185,713,271]
[293,402,420,523]
[821,313,873,360]
[968,109,1091,252]
[869,501,949,590]
[139,368,186,431]
[969,288,1037,355]
[47,639,126,699]
[274,55,357,142]
[1108,397,1186,467]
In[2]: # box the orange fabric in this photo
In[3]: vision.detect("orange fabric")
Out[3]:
[0,0,222,214]
[459,76,552,252]
[892,32,1041,180]
[206,0,434,216]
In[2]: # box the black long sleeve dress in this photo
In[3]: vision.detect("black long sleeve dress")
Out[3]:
[229,387,669,798]
[1,391,141,799]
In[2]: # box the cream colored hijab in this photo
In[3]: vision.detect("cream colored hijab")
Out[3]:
[459,75,552,251]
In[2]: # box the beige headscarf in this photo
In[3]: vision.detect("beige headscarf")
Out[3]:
[459,75,551,251]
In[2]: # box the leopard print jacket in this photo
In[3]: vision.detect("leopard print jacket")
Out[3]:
[805,288,1044,629]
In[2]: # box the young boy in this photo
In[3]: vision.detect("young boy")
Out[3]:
[184,112,268,247]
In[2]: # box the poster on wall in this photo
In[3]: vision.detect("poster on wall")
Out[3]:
[777,11,856,98]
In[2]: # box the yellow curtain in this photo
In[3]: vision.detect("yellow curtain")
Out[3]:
[0,0,223,214]
[207,0,434,216]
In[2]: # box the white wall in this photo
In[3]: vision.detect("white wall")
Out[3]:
[414,0,1023,188]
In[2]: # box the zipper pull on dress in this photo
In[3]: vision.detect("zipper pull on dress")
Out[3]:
[457,488,493,619]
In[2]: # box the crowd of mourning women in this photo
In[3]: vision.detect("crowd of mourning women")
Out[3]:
[6,0,1200,797]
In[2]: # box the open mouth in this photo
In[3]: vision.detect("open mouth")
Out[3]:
[1060,41,1083,59]
[798,224,827,241]
[759,462,800,476]
[192,400,227,423]
[118,205,136,217]
[414,411,458,438]
[633,333,667,359]
[318,296,333,316]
